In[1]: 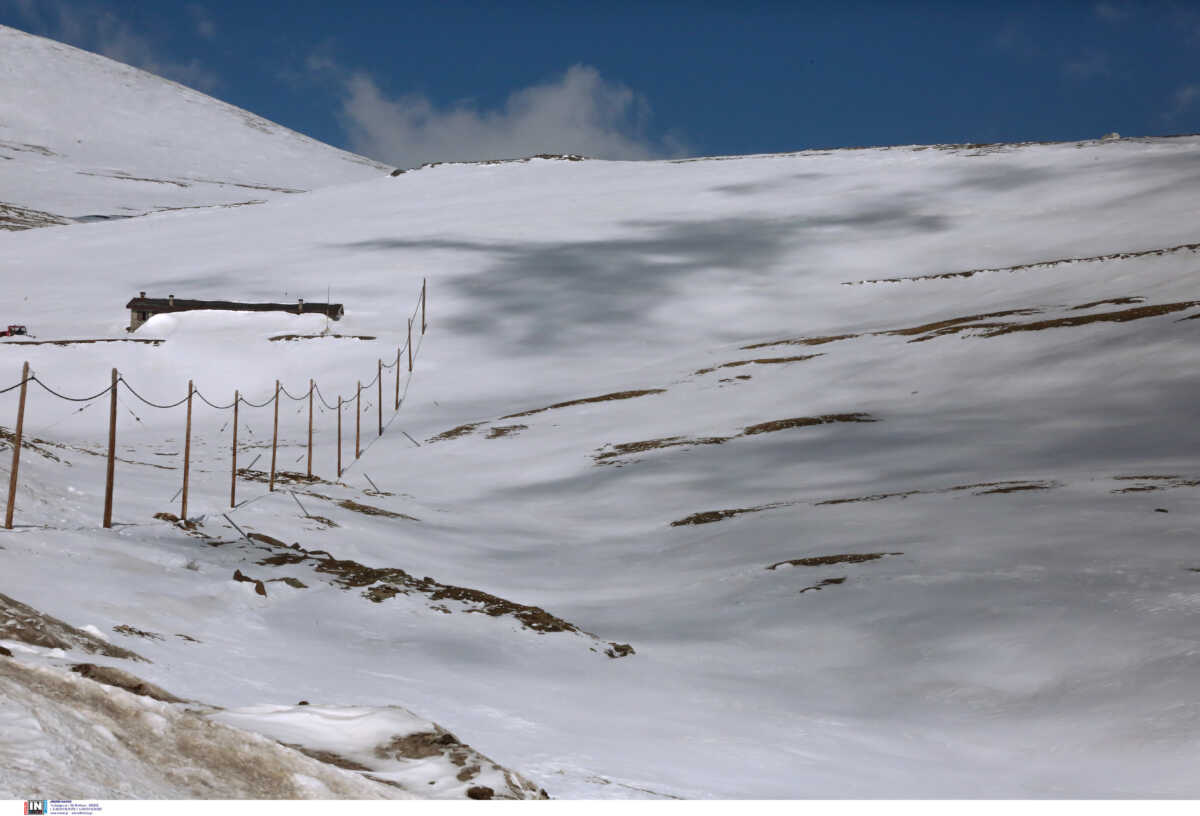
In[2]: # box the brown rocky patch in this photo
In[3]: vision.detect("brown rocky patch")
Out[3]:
[70,663,183,702]
[112,625,164,641]
[0,201,71,230]
[153,512,198,530]
[883,309,1042,341]
[1071,297,1144,310]
[486,425,527,439]
[599,414,877,467]
[337,499,418,520]
[284,745,372,771]
[268,577,308,589]
[0,426,65,462]
[1110,475,1200,494]
[676,479,1061,526]
[816,490,923,506]
[670,506,772,526]
[982,301,1200,336]
[502,389,667,419]
[242,536,629,653]
[233,569,268,596]
[605,642,635,658]
[237,469,329,487]
[377,730,460,760]
[364,585,401,603]
[427,422,485,443]
[248,532,291,548]
[741,334,858,350]
[0,593,145,661]
[258,550,307,566]
[594,435,732,463]
[767,552,902,570]
[972,483,1056,494]
[309,553,582,633]
[948,480,1056,493]
[694,354,821,375]
[820,480,1060,504]
[798,577,846,593]
[743,413,876,435]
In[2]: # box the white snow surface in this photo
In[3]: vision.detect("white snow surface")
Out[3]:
[0,24,390,223]
[211,704,543,798]
[3,107,1200,797]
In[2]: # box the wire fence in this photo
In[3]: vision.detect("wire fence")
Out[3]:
[2,279,428,530]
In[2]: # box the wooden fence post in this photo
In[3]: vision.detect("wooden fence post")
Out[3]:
[407,319,413,372]
[377,360,383,437]
[394,347,401,409]
[337,395,342,477]
[307,379,314,479]
[421,277,427,334]
[103,368,117,528]
[231,390,239,507]
[181,380,193,520]
[269,380,280,491]
[355,381,361,459]
[5,361,30,530]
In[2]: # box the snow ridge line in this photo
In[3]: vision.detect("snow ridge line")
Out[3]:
[843,240,1200,285]
[1,281,429,529]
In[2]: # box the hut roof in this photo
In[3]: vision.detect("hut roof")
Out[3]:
[126,296,343,318]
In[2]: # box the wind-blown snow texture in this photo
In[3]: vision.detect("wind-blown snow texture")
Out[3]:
[4,27,1200,799]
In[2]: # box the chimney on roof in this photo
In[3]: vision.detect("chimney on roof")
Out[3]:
[297,297,304,314]
[168,294,174,305]
[139,291,146,298]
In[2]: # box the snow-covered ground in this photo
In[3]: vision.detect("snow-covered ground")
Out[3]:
[0,25,390,228]
[4,26,1200,799]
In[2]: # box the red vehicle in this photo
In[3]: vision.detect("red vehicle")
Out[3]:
[0,325,28,337]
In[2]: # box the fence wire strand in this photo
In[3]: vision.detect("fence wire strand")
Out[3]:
[238,393,276,409]
[279,384,308,402]
[312,382,339,411]
[117,378,189,409]
[34,377,116,403]
[195,389,237,410]
[0,376,31,395]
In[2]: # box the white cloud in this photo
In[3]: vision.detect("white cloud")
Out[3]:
[329,64,687,168]
[2,0,219,91]
[1167,84,1200,120]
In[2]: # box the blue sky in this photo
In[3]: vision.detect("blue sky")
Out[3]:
[3,0,1199,167]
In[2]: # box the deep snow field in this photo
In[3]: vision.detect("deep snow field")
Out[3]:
[4,24,1200,800]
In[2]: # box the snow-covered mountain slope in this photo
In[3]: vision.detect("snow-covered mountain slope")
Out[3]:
[0,659,413,799]
[4,134,1200,798]
[0,25,390,227]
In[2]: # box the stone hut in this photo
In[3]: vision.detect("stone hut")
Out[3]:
[125,292,344,331]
